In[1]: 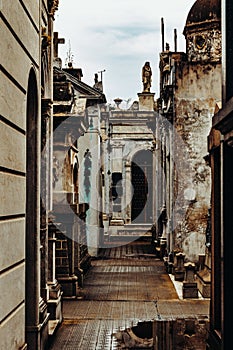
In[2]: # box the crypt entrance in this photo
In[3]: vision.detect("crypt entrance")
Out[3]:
[131,150,153,224]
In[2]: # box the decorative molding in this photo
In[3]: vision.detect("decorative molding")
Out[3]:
[187,29,221,62]
[48,0,59,16]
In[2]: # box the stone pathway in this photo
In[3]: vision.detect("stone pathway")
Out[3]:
[49,241,209,349]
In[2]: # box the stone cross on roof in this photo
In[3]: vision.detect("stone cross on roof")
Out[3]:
[53,32,65,58]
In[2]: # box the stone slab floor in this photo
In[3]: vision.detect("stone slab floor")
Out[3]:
[48,240,209,349]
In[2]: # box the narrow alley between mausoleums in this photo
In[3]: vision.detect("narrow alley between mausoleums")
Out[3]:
[48,238,209,350]
[4,0,233,349]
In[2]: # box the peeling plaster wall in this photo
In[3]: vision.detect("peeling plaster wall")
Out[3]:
[173,62,221,261]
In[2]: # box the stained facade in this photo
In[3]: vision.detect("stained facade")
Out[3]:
[158,0,221,263]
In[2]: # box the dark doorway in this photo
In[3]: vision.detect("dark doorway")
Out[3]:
[131,150,153,223]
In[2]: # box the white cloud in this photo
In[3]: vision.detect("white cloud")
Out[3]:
[55,0,195,102]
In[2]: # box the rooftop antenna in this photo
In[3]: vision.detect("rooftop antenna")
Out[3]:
[97,69,106,91]
[65,40,74,68]
[98,69,106,82]
[174,28,177,52]
[161,18,165,52]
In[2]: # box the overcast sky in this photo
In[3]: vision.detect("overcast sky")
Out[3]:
[54,0,195,106]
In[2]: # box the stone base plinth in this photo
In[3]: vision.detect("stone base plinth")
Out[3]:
[138,92,155,111]
[26,312,50,350]
[174,269,185,281]
[57,275,78,298]
[47,281,63,327]
[47,294,63,336]
[48,280,62,299]
[183,282,198,298]
[167,262,174,274]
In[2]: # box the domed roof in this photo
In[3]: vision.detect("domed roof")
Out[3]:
[186,0,221,26]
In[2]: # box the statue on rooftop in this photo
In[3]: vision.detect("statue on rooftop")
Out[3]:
[93,73,103,92]
[94,73,98,84]
[142,61,152,92]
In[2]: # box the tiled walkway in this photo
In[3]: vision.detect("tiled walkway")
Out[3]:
[49,241,209,349]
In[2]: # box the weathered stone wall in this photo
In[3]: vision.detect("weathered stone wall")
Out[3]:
[173,62,221,261]
[187,28,221,63]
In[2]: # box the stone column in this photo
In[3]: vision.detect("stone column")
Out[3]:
[47,221,63,328]
[124,161,132,224]
[42,99,63,332]
[154,124,161,240]
[110,143,124,226]
[101,140,108,234]
[40,98,52,303]
[79,110,101,256]
[26,80,49,350]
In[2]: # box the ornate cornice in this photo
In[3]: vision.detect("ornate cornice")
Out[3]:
[48,0,59,16]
